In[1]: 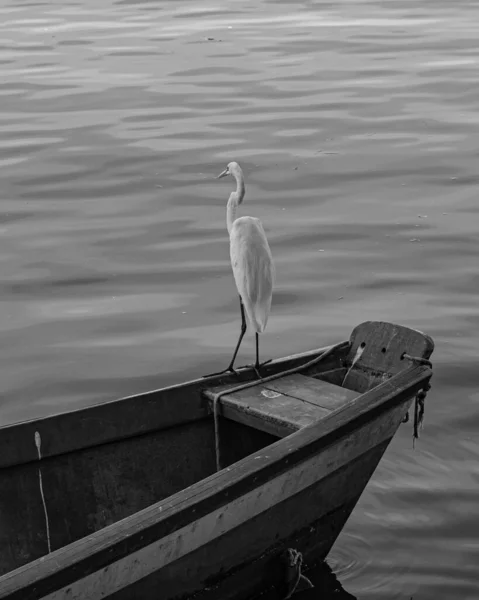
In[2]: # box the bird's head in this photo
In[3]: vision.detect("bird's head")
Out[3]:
[217,161,242,181]
[217,162,245,204]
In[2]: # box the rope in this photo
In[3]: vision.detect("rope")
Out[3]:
[341,343,364,386]
[212,340,350,472]
[402,352,433,368]
[402,352,432,446]
[282,548,314,599]
[413,383,430,447]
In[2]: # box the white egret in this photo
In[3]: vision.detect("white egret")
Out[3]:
[210,161,274,376]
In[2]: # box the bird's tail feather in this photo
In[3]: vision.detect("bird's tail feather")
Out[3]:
[248,297,271,333]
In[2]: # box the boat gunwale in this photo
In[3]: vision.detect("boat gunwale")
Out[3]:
[0,343,346,470]
[0,362,432,598]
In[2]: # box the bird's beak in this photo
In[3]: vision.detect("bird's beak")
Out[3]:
[216,169,229,179]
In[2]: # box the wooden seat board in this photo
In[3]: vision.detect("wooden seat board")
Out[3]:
[204,374,363,438]
[263,374,359,411]
[204,383,331,438]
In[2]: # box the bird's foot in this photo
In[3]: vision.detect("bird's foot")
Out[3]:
[237,359,272,380]
[202,366,238,379]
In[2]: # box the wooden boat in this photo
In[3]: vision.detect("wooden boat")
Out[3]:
[0,321,434,600]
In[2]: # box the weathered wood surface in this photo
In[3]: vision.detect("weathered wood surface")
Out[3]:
[306,367,347,386]
[264,374,359,410]
[0,420,274,577]
[343,321,434,392]
[204,375,359,437]
[0,363,431,600]
[204,382,329,438]
[0,343,346,470]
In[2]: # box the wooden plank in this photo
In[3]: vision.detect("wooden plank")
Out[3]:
[263,374,359,411]
[0,388,208,471]
[0,365,430,600]
[204,384,331,438]
[215,405,297,439]
[344,321,434,392]
[0,342,346,470]
[307,367,347,386]
[211,418,278,470]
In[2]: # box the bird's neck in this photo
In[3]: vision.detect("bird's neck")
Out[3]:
[226,173,245,235]
[226,194,238,235]
[234,171,245,204]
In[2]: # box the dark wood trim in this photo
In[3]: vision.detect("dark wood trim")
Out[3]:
[0,363,431,599]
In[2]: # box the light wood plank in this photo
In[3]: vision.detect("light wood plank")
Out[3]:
[263,374,359,411]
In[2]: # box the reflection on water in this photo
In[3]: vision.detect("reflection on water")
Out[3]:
[1,0,479,598]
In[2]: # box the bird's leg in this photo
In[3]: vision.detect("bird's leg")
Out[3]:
[253,332,273,378]
[226,299,247,371]
[238,332,272,379]
[203,297,247,378]
[253,333,262,378]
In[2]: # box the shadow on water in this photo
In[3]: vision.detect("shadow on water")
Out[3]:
[291,561,356,599]
[252,560,356,600]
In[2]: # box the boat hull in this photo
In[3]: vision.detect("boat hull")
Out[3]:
[4,398,410,600]
[111,440,391,600]
[0,321,434,600]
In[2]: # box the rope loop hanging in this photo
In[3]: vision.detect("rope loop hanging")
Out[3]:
[402,352,432,368]
[401,352,433,446]
[413,382,431,446]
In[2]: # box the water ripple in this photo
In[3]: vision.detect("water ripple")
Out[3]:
[1,0,479,597]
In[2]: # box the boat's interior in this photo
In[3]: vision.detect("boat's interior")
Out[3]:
[0,321,433,577]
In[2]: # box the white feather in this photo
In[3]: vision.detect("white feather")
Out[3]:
[230,216,274,333]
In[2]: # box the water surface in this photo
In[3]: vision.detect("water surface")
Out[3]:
[1,0,479,597]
